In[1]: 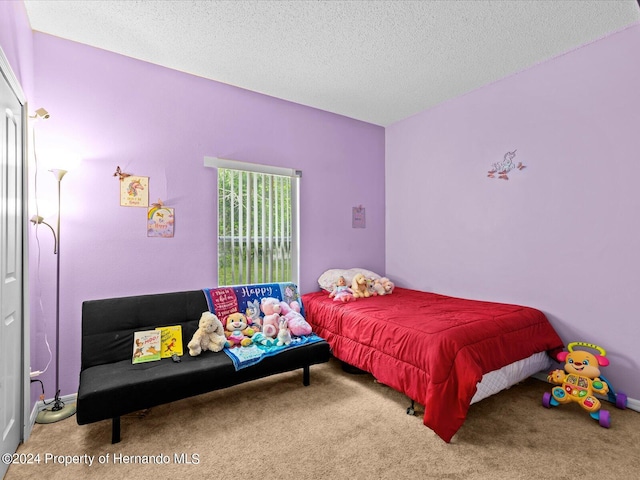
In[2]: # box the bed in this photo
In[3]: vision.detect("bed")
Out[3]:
[301,272,563,442]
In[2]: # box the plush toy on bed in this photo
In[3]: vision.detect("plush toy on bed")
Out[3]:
[329,276,356,302]
[543,342,612,426]
[366,278,378,296]
[371,278,385,296]
[187,312,227,356]
[351,273,371,298]
[224,312,255,348]
[379,277,395,295]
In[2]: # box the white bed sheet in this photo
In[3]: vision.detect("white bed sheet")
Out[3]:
[470,351,551,404]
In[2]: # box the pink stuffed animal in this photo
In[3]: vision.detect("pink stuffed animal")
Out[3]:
[279,301,312,336]
[260,297,281,338]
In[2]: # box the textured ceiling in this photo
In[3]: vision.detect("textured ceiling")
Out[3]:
[23,0,640,126]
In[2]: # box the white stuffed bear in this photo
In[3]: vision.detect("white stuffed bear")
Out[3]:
[187,312,227,356]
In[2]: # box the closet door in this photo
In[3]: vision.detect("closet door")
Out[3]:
[0,61,25,477]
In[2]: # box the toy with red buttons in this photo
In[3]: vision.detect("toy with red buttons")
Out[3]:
[542,342,627,427]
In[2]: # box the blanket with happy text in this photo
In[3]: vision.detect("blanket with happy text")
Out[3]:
[202,283,324,370]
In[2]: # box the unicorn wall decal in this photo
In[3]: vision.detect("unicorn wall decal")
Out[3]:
[488,150,525,180]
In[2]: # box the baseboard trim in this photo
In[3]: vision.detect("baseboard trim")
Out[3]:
[531,372,639,413]
[28,393,78,433]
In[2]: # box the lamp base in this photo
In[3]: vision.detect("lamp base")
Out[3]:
[35,400,76,424]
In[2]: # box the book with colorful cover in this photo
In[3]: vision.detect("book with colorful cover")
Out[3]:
[157,325,183,358]
[132,330,162,363]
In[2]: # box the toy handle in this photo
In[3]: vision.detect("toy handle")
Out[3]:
[567,341,607,357]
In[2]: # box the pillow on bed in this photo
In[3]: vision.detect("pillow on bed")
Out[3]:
[318,268,382,292]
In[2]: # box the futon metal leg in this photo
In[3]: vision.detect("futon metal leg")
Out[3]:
[303,365,310,386]
[407,400,415,415]
[112,416,121,444]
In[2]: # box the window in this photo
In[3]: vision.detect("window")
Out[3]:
[205,157,300,286]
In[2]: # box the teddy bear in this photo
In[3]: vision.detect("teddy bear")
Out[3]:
[187,311,227,356]
[260,297,282,338]
[224,312,255,348]
[351,273,371,298]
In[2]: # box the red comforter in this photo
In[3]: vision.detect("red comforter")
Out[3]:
[301,287,563,442]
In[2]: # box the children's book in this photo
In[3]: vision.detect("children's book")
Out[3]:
[157,325,183,358]
[132,330,162,363]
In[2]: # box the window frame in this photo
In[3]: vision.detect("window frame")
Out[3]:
[204,156,301,287]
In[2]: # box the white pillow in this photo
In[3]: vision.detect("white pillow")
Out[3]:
[318,268,382,292]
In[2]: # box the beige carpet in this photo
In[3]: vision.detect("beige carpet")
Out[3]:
[6,358,640,480]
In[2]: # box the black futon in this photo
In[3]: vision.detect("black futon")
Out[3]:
[77,286,331,443]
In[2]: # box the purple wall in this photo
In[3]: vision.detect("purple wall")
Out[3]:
[386,24,640,401]
[0,0,34,98]
[28,34,385,401]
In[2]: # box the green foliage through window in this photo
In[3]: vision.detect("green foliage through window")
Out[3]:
[218,168,293,286]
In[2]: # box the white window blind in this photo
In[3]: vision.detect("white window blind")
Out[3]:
[205,157,300,286]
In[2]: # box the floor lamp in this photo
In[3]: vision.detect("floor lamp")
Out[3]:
[32,168,77,423]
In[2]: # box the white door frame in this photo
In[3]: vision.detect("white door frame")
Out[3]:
[0,45,30,457]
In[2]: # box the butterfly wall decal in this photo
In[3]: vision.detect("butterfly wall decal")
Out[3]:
[113,166,131,181]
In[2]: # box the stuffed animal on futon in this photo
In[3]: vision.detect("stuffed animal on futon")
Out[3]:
[224,312,255,348]
[260,297,281,338]
[187,312,227,356]
[279,300,312,336]
[245,299,262,332]
[252,332,277,347]
[277,318,292,346]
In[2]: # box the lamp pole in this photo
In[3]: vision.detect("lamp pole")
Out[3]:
[35,168,76,423]
[50,169,66,411]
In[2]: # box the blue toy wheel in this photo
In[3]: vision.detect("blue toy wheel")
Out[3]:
[598,409,611,428]
[615,392,628,410]
[542,392,552,408]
